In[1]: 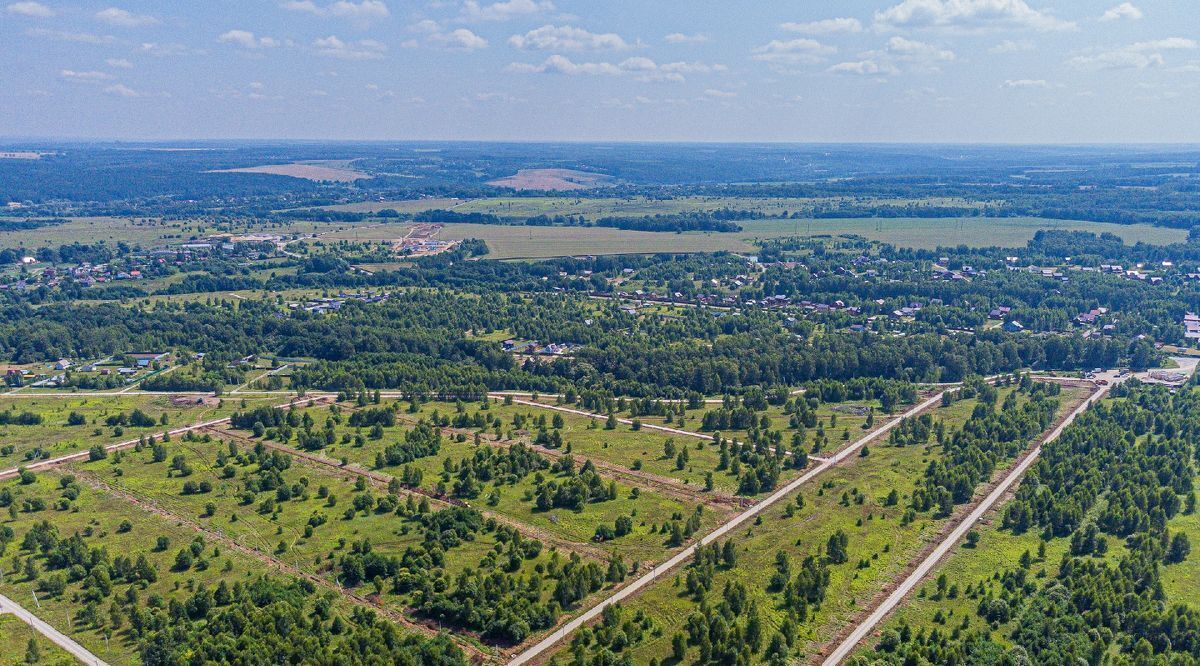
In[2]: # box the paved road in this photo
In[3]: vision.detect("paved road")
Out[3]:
[506,391,948,666]
[819,384,1110,665]
[0,592,108,666]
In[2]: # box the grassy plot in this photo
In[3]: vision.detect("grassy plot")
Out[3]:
[65,433,546,639]
[0,471,317,665]
[0,616,76,666]
[0,395,278,470]
[226,401,727,564]
[1157,475,1200,608]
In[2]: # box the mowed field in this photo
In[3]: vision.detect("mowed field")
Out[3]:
[433,217,1184,258]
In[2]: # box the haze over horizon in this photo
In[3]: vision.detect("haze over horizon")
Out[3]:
[2,0,1198,143]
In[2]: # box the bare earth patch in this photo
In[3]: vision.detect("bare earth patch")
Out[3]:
[210,161,368,182]
[487,168,615,191]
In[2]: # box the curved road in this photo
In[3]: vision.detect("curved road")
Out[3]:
[1,593,108,666]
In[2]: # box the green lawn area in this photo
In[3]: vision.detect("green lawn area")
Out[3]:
[0,395,278,470]
[0,616,75,666]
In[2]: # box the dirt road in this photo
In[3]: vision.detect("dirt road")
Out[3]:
[818,385,1110,665]
[506,390,948,666]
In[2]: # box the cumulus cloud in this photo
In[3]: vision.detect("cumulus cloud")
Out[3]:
[752,38,836,65]
[95,7,158,27]
[509,25,631,51]
[1002,78,1049,87]
[874,0,1076,32]
[219,30,280,49]
[703,88,737,98]
[781,18,863,35]
[430,28,488,51]
[283,1,389,20]
[828,36,954,75]
[828,59,900,75]
[887,35,955,61]
[462,0,554,22]
[106,57,133,68]
[1069,37,1196,70]
[1100,3,1142,21]
[990,39,1034,53]
[313,35,388,59]
[664,32,709,44]
[6,2,54,18]
[59,69,114,83]
[508,55,724,82]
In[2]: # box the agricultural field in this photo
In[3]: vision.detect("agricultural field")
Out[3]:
[430,217,1184,259]
[0,394,280,470]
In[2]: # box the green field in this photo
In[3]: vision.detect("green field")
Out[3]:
[433,217,1184,259]
[546,385,1089,665]
[0,471,327,664]
[0,616,75,666]
[0,395,278,470]
[220,400,727,564]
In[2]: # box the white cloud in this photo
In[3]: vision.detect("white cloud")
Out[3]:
[703,88,737,98]
[887,36,955,61]
[6,2,54,18]
[1002,78,1049,88]
[990,39,1034,53]
[827,36,953,75]
[508,54,621,75]
[1100,3,1142,21]
[104,83,140,97]
[106,57,133,68]
[219,30,280,49]
[430,28,488,51]
[508,55,723,82]
[462,0,554,22]
[874,0,1076,32]
[1069,37,1196,70]
[828,59,899,75]
[664,32,709,44]
[752,38,836,65]
[27,27,118,44]
[283,1,389,20]
[95,7,158,27]
[781,18,863,35]
[509,25,631,51]
[313,35,387,59]
[140,42,199,57]
[59,69,114,83]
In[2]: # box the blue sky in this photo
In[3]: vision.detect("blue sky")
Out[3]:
[1,0,1197,142]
